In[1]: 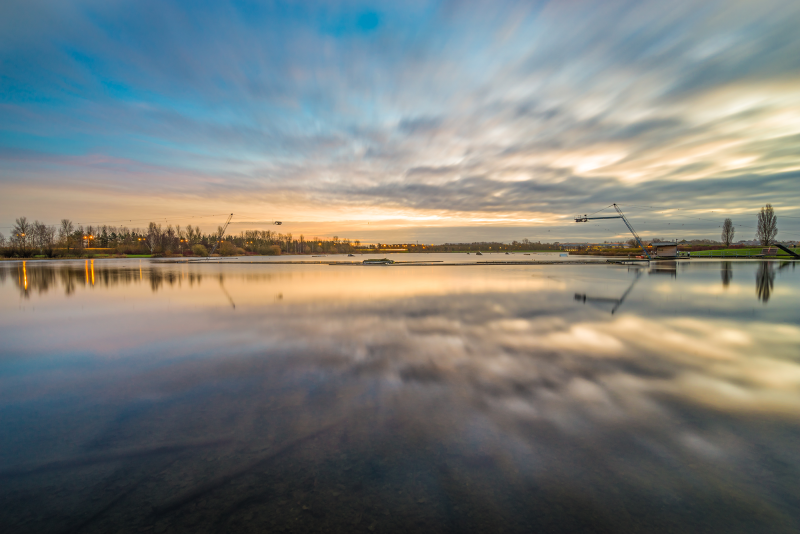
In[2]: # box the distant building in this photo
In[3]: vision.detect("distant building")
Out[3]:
[650,242,678,258]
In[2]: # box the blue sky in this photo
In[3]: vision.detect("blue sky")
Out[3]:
[2,0,800,242]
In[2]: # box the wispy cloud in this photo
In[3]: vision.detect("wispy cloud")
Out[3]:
[1,0,799,240]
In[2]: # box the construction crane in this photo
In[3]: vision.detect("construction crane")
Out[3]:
[208,213,233,257]
[575,203,651,260]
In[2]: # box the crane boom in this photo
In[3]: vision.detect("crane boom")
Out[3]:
[575,204,651,260]
[613,204,651,260]
[208,213,233,257]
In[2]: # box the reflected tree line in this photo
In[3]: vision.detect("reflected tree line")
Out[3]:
[3,262,205,298]
[3,262,297,298]
[720,261,794,303]
[3,261,794,303]
[575,261,790,311]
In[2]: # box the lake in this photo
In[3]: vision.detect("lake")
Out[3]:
[1,257,799,533]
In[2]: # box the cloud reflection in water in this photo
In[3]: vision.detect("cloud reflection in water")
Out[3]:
[0,260,799,533]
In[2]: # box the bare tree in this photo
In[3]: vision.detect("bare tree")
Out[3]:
[144,222,162,253]
[756,204,778,246]
[12,217,31,255]
[32,221,45,251]
[60,219,75,253]
[721,218,735,246]
[73,225,85,254]
[194,226,203,244]
[176,225,185,254]
[165,224,176,253]
[12,216,30,245]
[32,221,57,256]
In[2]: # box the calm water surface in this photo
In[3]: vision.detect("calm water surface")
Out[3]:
[1,257,799,533]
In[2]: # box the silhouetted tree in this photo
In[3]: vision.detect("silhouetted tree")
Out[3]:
[721,218,735,246]
[60,219,75,253]
[756,204,777,246]
[145,222,162,253]
[12,216,31,249]
[32,221,56,256]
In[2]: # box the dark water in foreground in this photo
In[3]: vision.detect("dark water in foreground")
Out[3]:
[1,258,799,533]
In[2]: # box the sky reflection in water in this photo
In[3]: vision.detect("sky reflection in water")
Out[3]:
[1,258,799,533]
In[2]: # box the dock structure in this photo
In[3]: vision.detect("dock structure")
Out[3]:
[650,242,678,258]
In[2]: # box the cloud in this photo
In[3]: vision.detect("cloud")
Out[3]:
[1,0,800,240]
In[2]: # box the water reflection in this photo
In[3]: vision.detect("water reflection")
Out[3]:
[9,259,795,309]
[574,268,641,314]
[756,262,775,302]
[648,260,677,277]
[7,260,206,298]
[721,261,732,287]
[1,260,799,533]
[2,260,572,304]
[219,274,236,309]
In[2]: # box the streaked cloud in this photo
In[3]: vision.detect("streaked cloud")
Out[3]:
[1,0,800,241]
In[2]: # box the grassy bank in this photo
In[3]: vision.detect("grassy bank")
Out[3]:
[689,247,799,257]
[570,246,799,258]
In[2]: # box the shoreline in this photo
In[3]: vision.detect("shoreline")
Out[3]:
[4,257,796,265]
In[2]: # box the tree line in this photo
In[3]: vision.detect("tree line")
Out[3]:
[0,217,371,258]
[0,204,785,258]
[0,218,294,258]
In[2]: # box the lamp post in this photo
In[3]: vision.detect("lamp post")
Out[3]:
[16,233,26,255]
[138,237,152,254]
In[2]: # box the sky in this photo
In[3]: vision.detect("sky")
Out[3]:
[1,0,800,243]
